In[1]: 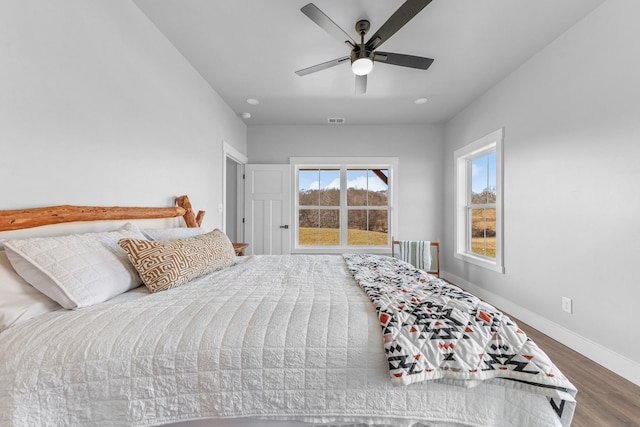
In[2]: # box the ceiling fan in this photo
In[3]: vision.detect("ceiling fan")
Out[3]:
[295,0,434,95]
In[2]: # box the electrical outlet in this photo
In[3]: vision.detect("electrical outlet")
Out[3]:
[561,297,573,313]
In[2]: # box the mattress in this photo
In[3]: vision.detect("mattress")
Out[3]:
[0,255,574,427]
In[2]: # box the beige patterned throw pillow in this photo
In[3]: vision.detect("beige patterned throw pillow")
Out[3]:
[118,229,236,293]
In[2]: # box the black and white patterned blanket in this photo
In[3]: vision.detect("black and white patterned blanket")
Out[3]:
[344,253,577,424]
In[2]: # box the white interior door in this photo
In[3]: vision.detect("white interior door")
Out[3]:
[244,164,291,255]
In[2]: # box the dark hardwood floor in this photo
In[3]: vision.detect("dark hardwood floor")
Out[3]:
[512,316,640,426]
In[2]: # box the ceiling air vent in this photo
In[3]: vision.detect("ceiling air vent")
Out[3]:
[327,117,345,124]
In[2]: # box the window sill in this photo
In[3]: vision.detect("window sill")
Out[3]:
[455,252,504,274]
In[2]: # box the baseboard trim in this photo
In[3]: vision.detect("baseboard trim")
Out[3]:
[442,270,640,388]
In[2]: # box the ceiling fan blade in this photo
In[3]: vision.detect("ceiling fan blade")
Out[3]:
[374,52,434,70]
[366,0,432,51]
[301,3,356,47]
[295,56,350,76]
[355,74,367,95]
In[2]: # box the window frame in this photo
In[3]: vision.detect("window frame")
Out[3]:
[291,157,398,255]
[454,129,504,273]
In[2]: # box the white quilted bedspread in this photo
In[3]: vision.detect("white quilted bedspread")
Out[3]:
[0,255,573,427]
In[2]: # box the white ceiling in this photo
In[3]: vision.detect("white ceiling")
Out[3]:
[133,0,604,126]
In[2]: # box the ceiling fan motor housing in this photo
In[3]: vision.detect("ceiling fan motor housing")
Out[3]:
[351,47,373,63]
[350,47,374,75]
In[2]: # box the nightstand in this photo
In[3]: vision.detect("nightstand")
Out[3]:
[232,242,249,256]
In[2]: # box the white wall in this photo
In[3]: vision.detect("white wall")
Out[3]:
[0,0,246,239]
[442,0,640,385]
[248,124,444,243]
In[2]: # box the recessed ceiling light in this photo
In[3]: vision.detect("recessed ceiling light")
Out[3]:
[414,97,428,105]
[246,98,259,105]
[241,112,251,119]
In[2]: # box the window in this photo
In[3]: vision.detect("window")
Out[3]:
[292,158,397,254]
[454,129,504,273]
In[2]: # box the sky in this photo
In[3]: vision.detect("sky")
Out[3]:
[299,169,388,192]
[471,152,496,194]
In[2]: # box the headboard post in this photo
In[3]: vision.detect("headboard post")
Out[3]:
[175,195,205,228]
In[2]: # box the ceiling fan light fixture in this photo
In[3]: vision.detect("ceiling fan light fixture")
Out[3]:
[350,49,374,76]
[351,57,373,76]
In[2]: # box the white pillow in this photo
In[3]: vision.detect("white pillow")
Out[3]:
[0,250,61,331]
[2,223,147,309]
[141,227,206,241]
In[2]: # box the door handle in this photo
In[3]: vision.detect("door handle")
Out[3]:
[279,225,289,229]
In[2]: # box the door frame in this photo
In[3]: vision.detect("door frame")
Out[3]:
[222,141,248,242]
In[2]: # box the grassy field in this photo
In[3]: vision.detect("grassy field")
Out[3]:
[299,227,388,246]
[472,237,496,257]
[471,208,496,257]
[298,213,496,255]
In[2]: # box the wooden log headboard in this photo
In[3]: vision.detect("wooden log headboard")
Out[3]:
[0,195,204,232]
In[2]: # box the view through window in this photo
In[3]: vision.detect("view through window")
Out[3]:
[469,152,497,258]
[298,167,389,247]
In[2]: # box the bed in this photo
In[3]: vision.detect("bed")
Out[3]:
[0,198,577,427]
